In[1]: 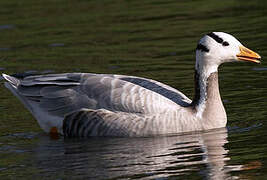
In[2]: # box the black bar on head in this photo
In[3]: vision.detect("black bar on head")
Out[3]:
[196,43,209,52]
[207,32,223,43]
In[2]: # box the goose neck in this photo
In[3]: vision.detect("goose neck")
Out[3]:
[191,67,219,117]
[191,69,208,108]
[190,67,227,128]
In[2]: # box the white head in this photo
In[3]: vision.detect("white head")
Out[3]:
[195,32,261,76]
[193,32,261,118]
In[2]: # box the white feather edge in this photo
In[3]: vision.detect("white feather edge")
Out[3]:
[195,64,219,119]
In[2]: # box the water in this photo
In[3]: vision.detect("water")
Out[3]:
[0,0,267,179]
[0,128,267,179]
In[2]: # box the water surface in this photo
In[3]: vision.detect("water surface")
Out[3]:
[0,0,267,179]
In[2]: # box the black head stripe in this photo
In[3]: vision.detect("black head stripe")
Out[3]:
[207,32,223,43]
[207,32,230,46]
[196,43,209,52]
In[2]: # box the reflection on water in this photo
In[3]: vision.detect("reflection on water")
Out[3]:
[0,127,263,179]
[0,127,251,179]
[0,126,261,179]
[16,128,236,179]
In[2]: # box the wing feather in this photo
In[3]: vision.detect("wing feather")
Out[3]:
[5,73,191,116]
[3,73,191,134]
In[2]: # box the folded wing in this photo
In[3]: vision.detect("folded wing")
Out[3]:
[3,73,191,135]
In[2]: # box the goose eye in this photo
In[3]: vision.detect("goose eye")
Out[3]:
[222,41,229,46]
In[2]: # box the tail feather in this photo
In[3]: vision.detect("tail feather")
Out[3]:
[2,73,20,87]
[2,73,34,113]
[4,82,34,114]
[2,73,64,134]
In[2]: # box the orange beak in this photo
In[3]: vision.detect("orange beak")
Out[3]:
[236,46,261,64]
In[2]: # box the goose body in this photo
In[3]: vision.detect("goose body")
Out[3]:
[2,32,261,137]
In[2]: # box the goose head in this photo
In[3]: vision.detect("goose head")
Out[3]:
[195,32,261,76]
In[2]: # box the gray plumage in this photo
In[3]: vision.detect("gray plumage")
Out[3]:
[2,32,261,137]
[3,73,196,137]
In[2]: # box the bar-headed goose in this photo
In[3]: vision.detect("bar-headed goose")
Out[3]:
[2,32,261,137]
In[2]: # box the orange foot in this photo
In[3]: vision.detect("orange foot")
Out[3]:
[50,127,59,139]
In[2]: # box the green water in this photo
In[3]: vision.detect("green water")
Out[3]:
[0,0,267,179]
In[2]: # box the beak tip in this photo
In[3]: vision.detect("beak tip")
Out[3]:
[257,53,261,63]
[237,46,261,64]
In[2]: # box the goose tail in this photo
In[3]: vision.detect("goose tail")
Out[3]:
[2,73,20,87]
[2,73,34,114]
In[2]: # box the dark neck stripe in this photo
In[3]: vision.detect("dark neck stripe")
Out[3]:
[191,70,201,107]
[207,32,223,43]
[196,43,209,52]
